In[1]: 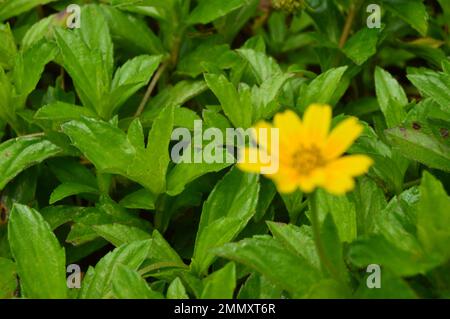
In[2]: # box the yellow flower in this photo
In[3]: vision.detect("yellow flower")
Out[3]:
[238,104,373,195]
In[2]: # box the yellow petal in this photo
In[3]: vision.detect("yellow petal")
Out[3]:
[320,155,373,195]
[302,104,332,146]
[297,169,325,193]
[297,176,316,193]
[326,155,373,177]
[273,110,304,150]
[322,175,355,195]
[266,164,300,193]
[324,117,363,160]
[237,147,266,174]
[271,174,299,193]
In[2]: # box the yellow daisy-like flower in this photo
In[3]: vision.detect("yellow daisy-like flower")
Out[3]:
[238,104,373,195]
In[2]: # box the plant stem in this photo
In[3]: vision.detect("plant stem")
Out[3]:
[403,178,421,190]
[134,61,168,117]
[309,191,340,279]
[339,3,357,48]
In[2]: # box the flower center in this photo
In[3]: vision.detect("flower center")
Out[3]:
[292,145,326,175]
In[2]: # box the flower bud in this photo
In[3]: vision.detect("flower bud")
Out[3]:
[271,0,305,13]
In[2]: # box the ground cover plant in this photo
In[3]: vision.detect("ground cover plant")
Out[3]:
[0,0,449,299]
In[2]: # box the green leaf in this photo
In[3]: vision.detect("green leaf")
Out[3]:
[35,102,98,122]
[236,48,282,84]
[0,23,17,70]
[101,5,164,55]
[112,264,164,299]
[204,73,252,128]
[354,269,417,299]
[280,190,304,223]
[62,117,136,176]
[0,0,57,21]
[267,222,319,269]
[8,204,67,298]
[0,136,61,191]
[188,0,246,25]
[0,65,13,123]
[298,66,348,110]
[342,28,380,65]
[47,157,97,188]
[145,230,185,268]
[383,0,429,35]
[237,273,282,299]
[215,236,321,297]
[119,188,156,210]
[93,223,151,247]
[375,67,408,128]
[316,190,357,243]
[21,15,54,51]
[167,277,189,299]
[201,262,236,299]
[386,127,450,172]
[304,279,351,298]
[407,68,450,111]
[13,40,58,106]
[142,80,207,124]
[79,240,151,298]
[128,104,175,194]
[55,27,110,117]
[417,172,450,262]
[63,107,174,194]
[348,234,435,277]
[251,73,293,120]
[110,55,162,114]
[54,5,114,118]
[353,177,387,235]
[166,161,233,196]
[40,206,84,230]
[0,257,17,298]
[49,182,99,204]
[191,168,259,274]
[319,214,350,282]
[177,44,237,78]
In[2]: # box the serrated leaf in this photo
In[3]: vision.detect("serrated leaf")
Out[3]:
[79,240,151,298]
[215,236,321,297]
[386,127,450,172]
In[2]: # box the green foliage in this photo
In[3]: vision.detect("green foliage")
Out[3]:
[0,0,449,300]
